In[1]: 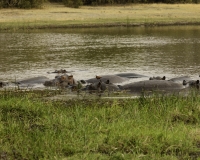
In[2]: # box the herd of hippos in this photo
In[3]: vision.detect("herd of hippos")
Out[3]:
[0,69,200,96]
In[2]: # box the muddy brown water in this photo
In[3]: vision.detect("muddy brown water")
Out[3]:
[0,26,200,90]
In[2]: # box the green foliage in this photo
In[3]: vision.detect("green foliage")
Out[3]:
[0,0,198,8]
[0,90,200,159]
[0,0,46,8]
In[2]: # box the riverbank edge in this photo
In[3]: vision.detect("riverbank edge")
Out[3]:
[1,21,200,31]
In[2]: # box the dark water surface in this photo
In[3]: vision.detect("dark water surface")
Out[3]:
[0,26,200,84]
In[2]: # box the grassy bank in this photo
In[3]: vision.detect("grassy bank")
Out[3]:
[0,90,200,159]
[1,3,200,30]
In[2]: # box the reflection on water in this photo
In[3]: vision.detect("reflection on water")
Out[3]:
[0,26,200,82]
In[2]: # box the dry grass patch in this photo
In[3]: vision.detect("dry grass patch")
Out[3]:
[1,3,200,29]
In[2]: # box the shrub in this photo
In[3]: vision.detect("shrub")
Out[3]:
[0,0,46,8]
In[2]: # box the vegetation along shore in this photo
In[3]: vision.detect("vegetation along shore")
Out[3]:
[1,0,200,159]
[1,3,200,30]
[1,89,200,159]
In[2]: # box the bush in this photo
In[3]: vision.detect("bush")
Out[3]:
[0,0,46,8]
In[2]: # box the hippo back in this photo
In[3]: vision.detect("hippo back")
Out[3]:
[16,76,50,85]
[86,75,128,84]
[115,73,147,78]
[121,80,185,94]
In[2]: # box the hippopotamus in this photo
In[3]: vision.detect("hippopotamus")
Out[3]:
[14,76,50,87]
[115,73,148,78]
[85,79,120,93]
[119,80,186,95]
[183,79,199,89]
[85,75,129,84]
[43,74,77,88]
[149,76,166,80]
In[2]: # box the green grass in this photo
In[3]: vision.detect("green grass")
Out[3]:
[0,90,200,159]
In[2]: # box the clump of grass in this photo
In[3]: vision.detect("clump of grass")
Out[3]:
[0,90,200,159]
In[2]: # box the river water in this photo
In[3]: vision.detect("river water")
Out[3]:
[0,26,200,85]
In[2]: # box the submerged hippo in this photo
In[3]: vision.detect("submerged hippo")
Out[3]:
[119,80,185,95]
[149,76,166,80]
[115,73,147,78]
[85,75,129,84]
[14,76,50,87]
[43,74,76,88]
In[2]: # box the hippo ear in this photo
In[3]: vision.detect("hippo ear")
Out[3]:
[183,80,187,85]
[106,80,110,84]
[117,85,122,89]
[68,75,73,81]
[96,75,101,79]
[97,81,102,87]
[162,76,166,80]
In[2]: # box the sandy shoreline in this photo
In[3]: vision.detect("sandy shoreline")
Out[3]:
[1,3,200,30]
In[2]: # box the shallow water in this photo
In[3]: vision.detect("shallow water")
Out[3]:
[0,26,200,87]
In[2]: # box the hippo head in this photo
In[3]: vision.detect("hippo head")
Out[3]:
[183,79,200,89]
[56,75,76,88]
[86,80,106,93]
[44,74,76,88]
